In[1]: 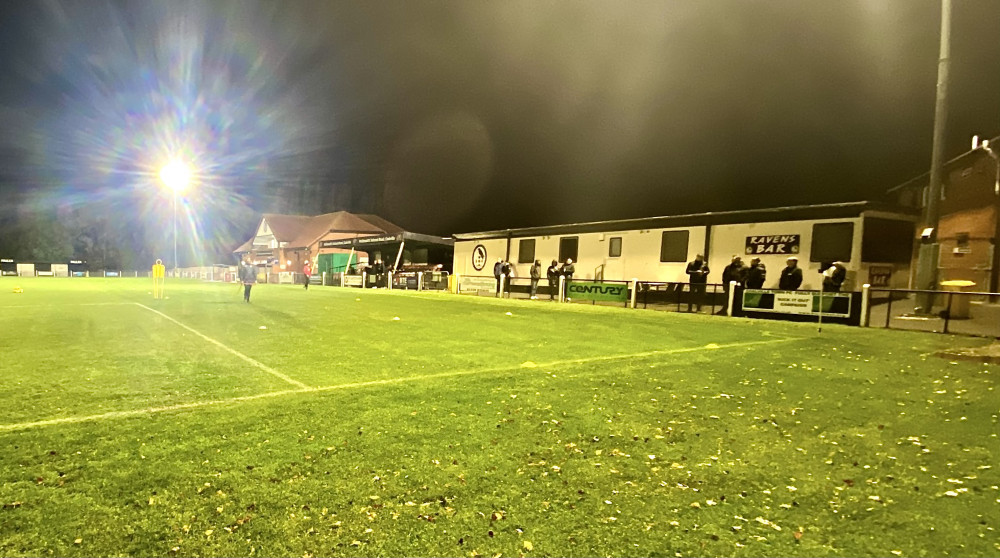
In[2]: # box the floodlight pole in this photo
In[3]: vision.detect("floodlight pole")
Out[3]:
[914,0,952,313]
[173,193,179,278]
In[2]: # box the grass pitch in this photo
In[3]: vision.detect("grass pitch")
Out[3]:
[0,277,997,557]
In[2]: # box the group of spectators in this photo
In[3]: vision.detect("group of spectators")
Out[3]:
[494,257,575,300]
[686,253,847,312]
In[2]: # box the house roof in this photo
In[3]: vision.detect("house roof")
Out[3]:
[234,211,406,253]
[886,135,1000,194]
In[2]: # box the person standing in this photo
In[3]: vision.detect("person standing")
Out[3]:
[745,257,767,289]
[546,260,559,300]
[493,258,504,296]
[779,256,803,290]
[822,261,847,292]
[500,259,513,297]
[720,255,746,313]
[685,254,709,312]
[560,258,575,301]
[239,257,257,303]
[529,260,542,299]
[302,258,312,290]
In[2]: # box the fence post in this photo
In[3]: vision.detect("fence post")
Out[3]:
[630,278,638,309]
[726,281,736,317]
[388,271,393,291]
[559,275,566,303]
[418,272,424,291]
[944,292,953,334]
[860,284,871,327]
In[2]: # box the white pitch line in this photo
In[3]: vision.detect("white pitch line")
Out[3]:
[0,302,136,309]
[133,302,310,390]
[0,336,801,433]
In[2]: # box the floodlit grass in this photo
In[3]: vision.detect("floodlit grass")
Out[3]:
[0,277,997,557]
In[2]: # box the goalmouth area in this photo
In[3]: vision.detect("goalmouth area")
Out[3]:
[0,278,996,557]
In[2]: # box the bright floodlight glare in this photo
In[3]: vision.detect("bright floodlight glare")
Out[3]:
[159,160,192,192]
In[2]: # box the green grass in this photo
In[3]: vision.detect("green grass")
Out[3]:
[0,277,997,557]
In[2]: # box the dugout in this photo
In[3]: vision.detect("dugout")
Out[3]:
[0,258,15,276]
[319,231,454,277]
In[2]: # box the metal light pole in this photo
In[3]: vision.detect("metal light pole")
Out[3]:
[160,160,192,279]
[914,0,952,314]
[172,192,178,278]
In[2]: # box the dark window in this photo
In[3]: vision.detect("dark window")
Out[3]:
[659,230,689,262]
[861,218,914,263]
[608,237,622,258]
[559,237,579,262]
[518,239,536,264]
[811,222,854,263]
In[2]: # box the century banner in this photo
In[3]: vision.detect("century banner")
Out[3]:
[567,281,629,302]
[745,234,800,255]
[742,289,852,317]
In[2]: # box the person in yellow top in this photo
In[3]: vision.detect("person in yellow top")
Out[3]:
[152,259,166,299]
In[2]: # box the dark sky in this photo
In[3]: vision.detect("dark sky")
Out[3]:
[1,0,999,249]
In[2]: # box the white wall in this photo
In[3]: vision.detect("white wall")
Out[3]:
[709,217,861,290]
[455,226,705,282]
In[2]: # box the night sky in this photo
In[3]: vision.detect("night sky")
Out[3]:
[1,1,999,262]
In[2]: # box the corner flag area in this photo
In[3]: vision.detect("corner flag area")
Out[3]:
[0,278,996,556]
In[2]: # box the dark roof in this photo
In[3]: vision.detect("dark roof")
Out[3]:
[886,135,1000,194]
[452,201,917,241]
[234,212,406,253]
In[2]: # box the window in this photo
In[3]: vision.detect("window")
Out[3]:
[861,218,913,263]
[518,239,536,264]
[608,237,622,258]
[810,222,854,263]
[659,230,689,262]
[559,237,579,262]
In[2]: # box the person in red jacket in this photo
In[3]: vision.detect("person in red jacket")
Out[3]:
[302,259,312,290]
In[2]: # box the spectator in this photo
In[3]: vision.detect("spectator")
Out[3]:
[822,261,847,292]
[685,254,709,312]
[529,260,542,299]
[546,260,560,300]
[745,257,766,289]
[302,258,312,290]
[500,259,513,297]
[720,255,746,313]
[493,258,504,296]
[238,257,257,303]
[560,258,575,301]
[779,256,803,290]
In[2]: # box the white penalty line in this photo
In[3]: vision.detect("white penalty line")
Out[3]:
[133,303,310,390]
[0,336,801,433]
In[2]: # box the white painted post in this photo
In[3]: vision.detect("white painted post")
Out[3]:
[417,271,424,291]
[630,278,638,309]
[322,271,327,287]
[454,273,461,294]
[559,275,566,303]
[388,270,393,291]
[362,270,367,288]
[860,284,871,327]
[817,283,825,333]
[726,281,736,317]
[500,274,507,298]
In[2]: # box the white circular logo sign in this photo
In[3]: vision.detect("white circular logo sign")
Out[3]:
[472,244,488,271]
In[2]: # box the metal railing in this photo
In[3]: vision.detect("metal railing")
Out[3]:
[868,288,1000,337]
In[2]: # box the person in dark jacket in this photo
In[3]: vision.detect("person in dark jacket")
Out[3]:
[685,254,709,312]
[371,259,386,288]
[560,258,575,301]
[745,257,766,289]
[493,258,504,296]
[238,257,257,303]
[778,256,803,290]
[529,260,542,299]
[822,261,847,292]
[500,259,513,297]
[720,255,746,313]
[546,260,559,300]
